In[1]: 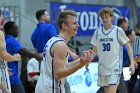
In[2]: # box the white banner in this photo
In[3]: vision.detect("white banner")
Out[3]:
[67,62,99,93]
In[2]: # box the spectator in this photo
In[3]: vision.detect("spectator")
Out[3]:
[117,16,130,93]
[4,21,41,93]
[31,9,57,55]
[117,16,129,31]
[128,24,140,93]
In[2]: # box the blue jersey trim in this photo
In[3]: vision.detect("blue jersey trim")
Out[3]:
[102,26,115,35]
[59,81,62,93]
[49,40,65,58]
[52,59,54,93]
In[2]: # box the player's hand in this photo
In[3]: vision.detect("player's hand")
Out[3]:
[13,54,21,61]
[129,63,135,75]
[80,49,93,65]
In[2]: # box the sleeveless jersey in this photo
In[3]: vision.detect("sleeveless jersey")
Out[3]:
[91,25,129,75]
[0,60,11,93]
[35,36,68,93]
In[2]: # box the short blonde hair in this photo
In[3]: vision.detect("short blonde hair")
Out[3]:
[99,7,113,18]
[57,10,77,29]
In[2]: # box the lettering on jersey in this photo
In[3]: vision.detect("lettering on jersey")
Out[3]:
[100,38,113,42]
[100,38,113,52]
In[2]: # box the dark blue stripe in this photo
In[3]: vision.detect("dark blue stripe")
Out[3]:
[59,81,62,93]
[52,59,54,93]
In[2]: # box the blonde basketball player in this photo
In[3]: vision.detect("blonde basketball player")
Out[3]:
[91,7,135,93]
[35,10,93,93]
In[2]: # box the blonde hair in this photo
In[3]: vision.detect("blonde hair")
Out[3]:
[99,7,113,18]
[57,10,77,29]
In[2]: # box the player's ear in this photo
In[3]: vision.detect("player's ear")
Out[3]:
[62,23,67,29]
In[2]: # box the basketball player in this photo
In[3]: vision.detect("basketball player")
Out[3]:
[35,10,93,93]
[90,7,135,93]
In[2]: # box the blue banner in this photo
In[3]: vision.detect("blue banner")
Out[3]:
[50,2,130,36]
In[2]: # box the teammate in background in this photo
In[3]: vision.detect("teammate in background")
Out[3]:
[4,21,41,93]
[128,24,140,93]
[35,10,93,93]
[117,16,129,31]
[31,9,57,55]
[0,10,21,93]
[116,16,130,93]
[90,7,135,93]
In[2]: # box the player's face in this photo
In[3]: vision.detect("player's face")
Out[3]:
[123,19,129,31]
[12,24,19,38]
[128,31,136,43]
[43,11,50,23]
[66,15,79,36]
[101,14,113,26]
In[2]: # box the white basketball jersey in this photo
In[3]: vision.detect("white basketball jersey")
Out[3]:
[91,25,129,75]
[35,36,68,93]
[0,61,11,93]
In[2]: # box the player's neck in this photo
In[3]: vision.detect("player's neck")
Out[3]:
[104,24,112,30]
[58,32,70,42]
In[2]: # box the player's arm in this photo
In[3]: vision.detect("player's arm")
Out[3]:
[53,41,93,80]
[18,48,42,62]
[125,41,135,75]
[0,31,21,61]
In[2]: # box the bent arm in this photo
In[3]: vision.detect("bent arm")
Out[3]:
[0,31,19,61]
[53,41,93,80]
[19,48,42,62]
[53,42,83,80]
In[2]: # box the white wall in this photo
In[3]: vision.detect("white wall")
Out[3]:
[0,0,19,6]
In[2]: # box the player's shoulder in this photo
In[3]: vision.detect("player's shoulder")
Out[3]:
[114,26,123,31]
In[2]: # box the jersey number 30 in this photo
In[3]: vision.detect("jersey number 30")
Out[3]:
[102,43,110,51]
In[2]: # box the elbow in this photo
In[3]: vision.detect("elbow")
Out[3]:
[55,74,62,80]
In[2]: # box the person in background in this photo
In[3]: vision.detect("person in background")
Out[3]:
[0,10,21,93]
[31,9,57,55]
[91,7,135,93]
[128,24,140,93]
[117,16,129,31]
[4,21,41,93]
[27,58,40,93]
[116,16,130,93]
